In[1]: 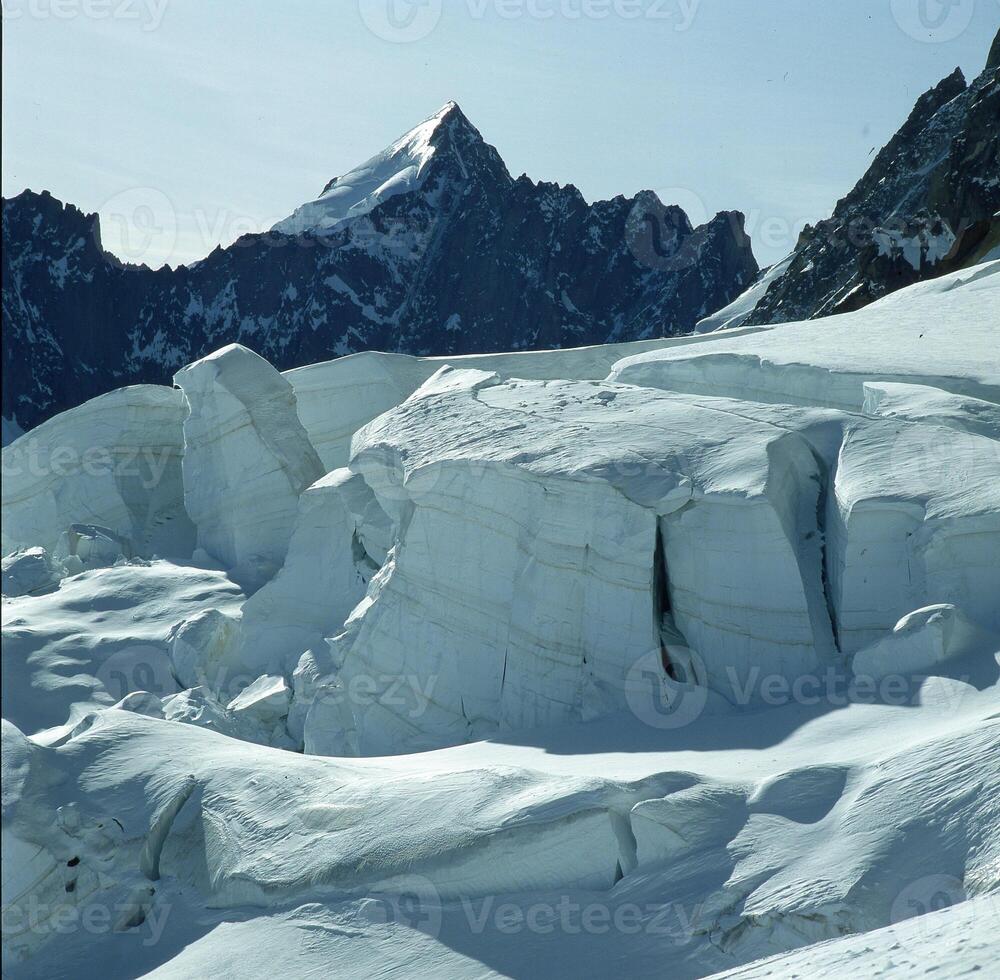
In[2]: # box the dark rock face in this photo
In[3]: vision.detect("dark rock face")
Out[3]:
[743,33,999,326]
[2,104,757,431]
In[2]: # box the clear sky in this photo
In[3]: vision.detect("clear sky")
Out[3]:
[3,0,997,268]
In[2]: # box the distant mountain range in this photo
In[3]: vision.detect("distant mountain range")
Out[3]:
[1,103,757,434]
[3,30,997,435]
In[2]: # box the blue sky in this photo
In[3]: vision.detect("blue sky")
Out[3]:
[3,0,997,267]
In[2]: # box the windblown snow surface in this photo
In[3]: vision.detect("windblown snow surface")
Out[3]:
[2,263,999,978]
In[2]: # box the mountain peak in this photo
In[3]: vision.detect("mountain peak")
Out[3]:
[273,101,492,237]
[398,100,474,142]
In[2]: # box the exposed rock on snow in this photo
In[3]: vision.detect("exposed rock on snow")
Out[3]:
[740,36,1000,325]
[174,344,325,590]
[3,101,757,434]
[694,254,795,333]
[1,385,193,559]
[272,102,456,236]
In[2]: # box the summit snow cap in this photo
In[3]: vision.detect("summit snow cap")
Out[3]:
[272,102,482,236]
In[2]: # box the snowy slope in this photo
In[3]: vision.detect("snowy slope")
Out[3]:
[694,254,795,333]
[611,261,1000,409]
[272,103,458,236]
[707,897,1000,979]
[285,331,766,469]
[3,650,997,978]
[2,259,999,978]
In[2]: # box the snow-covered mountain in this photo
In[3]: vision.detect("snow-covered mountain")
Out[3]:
[698,31,1000,331]
[272,101,467,235]
[2,102,758,434]
[3,259,999,977]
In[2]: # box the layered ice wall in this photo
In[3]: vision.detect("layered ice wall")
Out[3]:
[308,369,841,754]
[174,344,325,589]
[1,385,193,558]
[829,421,1000,651]
[236,469,375,678]
[295,267,999,754]
[3,261,999,978]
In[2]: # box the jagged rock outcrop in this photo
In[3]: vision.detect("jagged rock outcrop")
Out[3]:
[705,30,999,330]
[2,103,757,432]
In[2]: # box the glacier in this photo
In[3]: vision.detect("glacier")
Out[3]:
[2,261,999,979]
